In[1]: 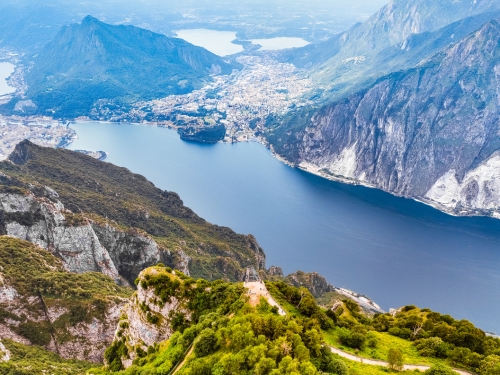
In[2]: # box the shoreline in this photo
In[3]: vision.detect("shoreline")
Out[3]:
[67,119,500,221]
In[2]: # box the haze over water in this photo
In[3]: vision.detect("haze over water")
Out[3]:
[68,122,500,333]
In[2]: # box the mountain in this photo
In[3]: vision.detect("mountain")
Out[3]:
[0,236,132,363]
[0,140,265,284]
[267,19,500,218]
[18,16,237,118]
[281,0,500,102]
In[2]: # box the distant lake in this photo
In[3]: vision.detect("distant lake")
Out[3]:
[174,29,243,56]
[0,62,15,96]
[175,29,310,56]
[250,37,310,50]
[67,122,500,333]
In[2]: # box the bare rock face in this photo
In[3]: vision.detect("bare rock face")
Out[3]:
[0,237,132,363]
[285,271,335,298]
[112,267,193,368]
[0,284,125,363]
[271,20,500,218]
[268,266,284,277]
[0,187,177,285]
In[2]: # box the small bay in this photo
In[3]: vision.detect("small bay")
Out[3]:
[67,122,500,333]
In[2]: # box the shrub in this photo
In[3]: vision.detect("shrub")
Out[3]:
[337,327,366,350]
[415,337,447,357]
[325,358,349,375]
[194,329,218,357]
[424,364,455,375]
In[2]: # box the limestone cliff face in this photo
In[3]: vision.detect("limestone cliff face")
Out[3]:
[0,282,124,363]
[112,267,193,368]
[270,20,500,218]
[0,237,132,363]
[0,186,182,285]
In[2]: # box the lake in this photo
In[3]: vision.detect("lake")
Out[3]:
[174,29,243,56]
[67,122,500,333]
[175,29,310,56]
[0,62,15,96]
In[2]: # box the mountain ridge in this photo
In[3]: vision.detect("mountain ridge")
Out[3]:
[16,16,238,118]
[267,18,500,218]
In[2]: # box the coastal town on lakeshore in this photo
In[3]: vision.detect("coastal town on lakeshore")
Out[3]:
[0,115,75,160]
[90,55,314,143]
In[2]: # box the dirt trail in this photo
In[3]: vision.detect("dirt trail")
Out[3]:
[329,346,474,375]
[244,281,286,316]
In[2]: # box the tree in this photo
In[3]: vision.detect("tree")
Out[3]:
[387,348,404,371]
[325,358,349,375]
[424,364,455,375]
[194,329,218,357]
[480,355,500,375]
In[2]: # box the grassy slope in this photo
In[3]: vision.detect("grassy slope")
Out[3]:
[0,339,93,375]
[0,236,132,349]
[0,141,265,282]
[324,327,443,366]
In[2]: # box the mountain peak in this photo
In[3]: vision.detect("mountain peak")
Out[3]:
[8,140,36,166]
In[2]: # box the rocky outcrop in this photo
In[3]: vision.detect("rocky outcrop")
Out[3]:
[112,267,193,368]
[0,141,267,282]
[0,186,177,285]
[285,271,335,298]
[0,237,132,363]
[0,284,125,362]
[267,266,284,277]
[270,20,500,218]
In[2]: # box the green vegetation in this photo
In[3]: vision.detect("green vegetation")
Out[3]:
[0,339,93,375]
[0,141,265,284]
[323,300,500,374]
[89,275,349,375]
[0,236,132,349]
[178,124,226,143]
[387,348,404,371]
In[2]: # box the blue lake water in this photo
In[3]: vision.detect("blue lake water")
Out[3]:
[67,122,500,332]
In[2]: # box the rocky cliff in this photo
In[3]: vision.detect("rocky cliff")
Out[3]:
[0,141,266,282]
[284,271,335,298]
[0,177,184,286]
[269,20,500,218]
[0,236,132,363]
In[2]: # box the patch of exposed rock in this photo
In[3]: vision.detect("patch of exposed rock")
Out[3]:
[285,270,335,298]
[270,20,500,218]
[113,268,193,368]
[0,185,183,286]
[0,340,10,362]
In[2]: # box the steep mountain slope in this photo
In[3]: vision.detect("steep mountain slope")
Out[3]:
[282,0,500,101]
[0,141,266,282]
[20,16,237,117]
[268,20,500,217]
[0,236,132,363]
